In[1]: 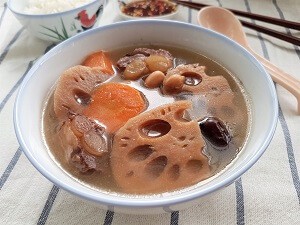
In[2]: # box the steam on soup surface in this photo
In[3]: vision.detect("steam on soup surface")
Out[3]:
[43,45,250,195]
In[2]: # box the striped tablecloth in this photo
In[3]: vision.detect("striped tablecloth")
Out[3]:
[1,0,299,224]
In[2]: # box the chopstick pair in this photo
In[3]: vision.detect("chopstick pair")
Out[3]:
[172,0,300,46]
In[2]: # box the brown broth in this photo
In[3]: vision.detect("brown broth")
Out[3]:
[42,45,251,195]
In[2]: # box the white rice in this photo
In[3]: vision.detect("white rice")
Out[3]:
[24,0,95,14]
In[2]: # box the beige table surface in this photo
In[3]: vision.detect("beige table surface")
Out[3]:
[1,0,300,224]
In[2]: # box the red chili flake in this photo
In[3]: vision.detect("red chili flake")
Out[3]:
[121,0,177,17]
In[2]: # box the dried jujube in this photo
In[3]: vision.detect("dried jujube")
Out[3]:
[199,116,231,150]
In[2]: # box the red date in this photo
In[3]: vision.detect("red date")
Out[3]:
[199,117,231,150]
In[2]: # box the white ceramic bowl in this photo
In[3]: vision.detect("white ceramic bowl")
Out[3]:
[117,0,179,20]
[7,0,105,42]
[14,20,278,214]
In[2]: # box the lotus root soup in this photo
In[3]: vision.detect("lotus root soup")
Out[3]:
[43,45,251,195]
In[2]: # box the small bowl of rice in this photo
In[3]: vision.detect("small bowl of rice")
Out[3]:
[8,0,105,42]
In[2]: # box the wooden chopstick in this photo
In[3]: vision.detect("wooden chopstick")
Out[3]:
[240,20,300,46]
[172,0,300,46]
[173,0,300,30]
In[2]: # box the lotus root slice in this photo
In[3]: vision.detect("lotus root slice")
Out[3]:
[164,64,245,143]
[111,101,210,194]
[163,64,232,95]
[54,65,110,120]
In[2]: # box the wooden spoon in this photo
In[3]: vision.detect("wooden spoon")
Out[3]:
[198,6,300,114]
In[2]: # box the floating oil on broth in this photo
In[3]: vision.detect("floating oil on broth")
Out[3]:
[42,45,251,195]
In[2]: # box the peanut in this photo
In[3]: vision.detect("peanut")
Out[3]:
[144,71,165,89]
[163,74,185,94]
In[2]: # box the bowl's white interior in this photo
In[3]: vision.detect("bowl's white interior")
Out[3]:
[14,20,277,210]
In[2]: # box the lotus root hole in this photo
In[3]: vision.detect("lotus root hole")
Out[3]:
[121,137,130,141]
[62,104,70,110]
[128,145,155,161]
[145,156,168,178]
[182,72,202,86]
[178,136,186,141]
[160,109,166,115]
[140,119,171,138]
[174,109,190,122]
[121,143,128,147]
[186,160,203,173]
[73,89,91,106]
[168,164,180,181]
[126,171,134,177]
[182,144,188,148]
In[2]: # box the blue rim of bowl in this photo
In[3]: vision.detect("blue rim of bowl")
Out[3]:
[7,0,101,17]
[14,20,278,209]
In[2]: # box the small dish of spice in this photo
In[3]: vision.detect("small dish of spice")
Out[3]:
[118,0,178,20]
